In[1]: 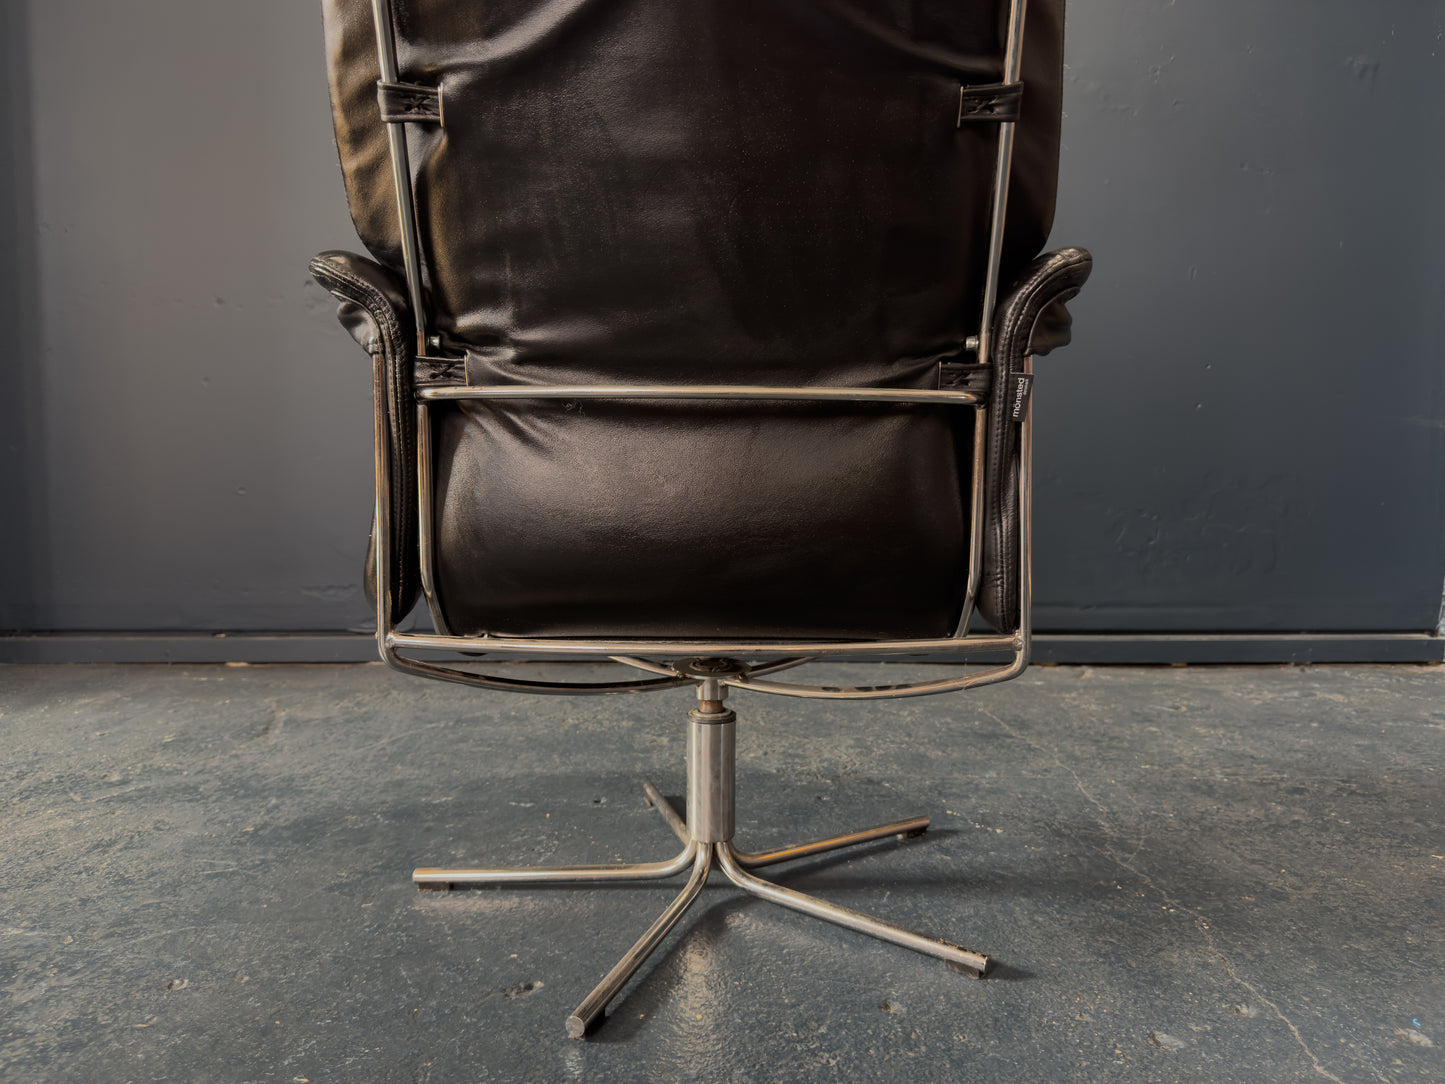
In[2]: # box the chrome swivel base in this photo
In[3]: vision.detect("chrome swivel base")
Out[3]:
[412,693,992,1038]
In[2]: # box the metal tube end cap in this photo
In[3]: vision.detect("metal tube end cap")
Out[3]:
[945,954,994,979]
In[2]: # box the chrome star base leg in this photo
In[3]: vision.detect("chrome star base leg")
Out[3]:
[712,840,989,975]
[412,838,698,888]
[412,682,991,1038]
[644,779,930,867]
[566,843,713,1038]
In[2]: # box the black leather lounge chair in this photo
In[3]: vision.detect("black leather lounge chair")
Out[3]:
[311,0,1091,1037]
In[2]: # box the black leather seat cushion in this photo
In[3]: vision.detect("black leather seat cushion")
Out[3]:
[321,0,1064,638]
[436,394,967,639]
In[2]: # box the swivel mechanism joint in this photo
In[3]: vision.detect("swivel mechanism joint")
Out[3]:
[675,656,747,714]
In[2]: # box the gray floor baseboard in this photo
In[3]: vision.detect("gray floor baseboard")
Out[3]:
[0,633,382,664]
[1,631,1441,665]
[1029,632,1444,665]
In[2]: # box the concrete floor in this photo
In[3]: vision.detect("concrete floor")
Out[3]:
[1,661,1441,1083]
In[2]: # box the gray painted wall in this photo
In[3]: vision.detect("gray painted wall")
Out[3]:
[2,1,1443,645]
[1039,1,1445,633]
[2,1,373,634]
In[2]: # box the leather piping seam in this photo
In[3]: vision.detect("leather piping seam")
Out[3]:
[984,248,1093,631]
[309,255,419,616]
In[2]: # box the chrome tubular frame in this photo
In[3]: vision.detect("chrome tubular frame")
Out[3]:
[974,0,1029,377]
[419,384,981,406]
[381,385,1031,696]
[369,0,429,356]
[367,0,1033,700]
[366,0,1033,1036]
[414,403,450,636]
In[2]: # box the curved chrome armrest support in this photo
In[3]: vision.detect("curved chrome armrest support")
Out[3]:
[723,656,1025,701]
[610,655,815,680]
[382,649,696,697]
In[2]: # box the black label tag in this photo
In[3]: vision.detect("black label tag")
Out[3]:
[1007,372,1034,422]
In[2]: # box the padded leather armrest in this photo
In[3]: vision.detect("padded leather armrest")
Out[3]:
[309,250,421,622]
[997,247,1092,360]
[310,250,411,355]
[978,246,1093,634]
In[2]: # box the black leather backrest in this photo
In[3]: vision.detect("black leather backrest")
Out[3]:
[319,1,1069,640]
[321,0,1064,382]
